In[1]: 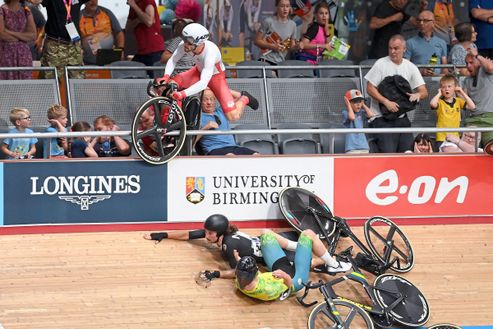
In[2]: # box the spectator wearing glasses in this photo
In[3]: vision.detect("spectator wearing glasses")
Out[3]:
[404,10,448,76]
[196,88,258,156]
[1,108,37,159]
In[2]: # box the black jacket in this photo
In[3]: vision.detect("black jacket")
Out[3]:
[377,75,418,120]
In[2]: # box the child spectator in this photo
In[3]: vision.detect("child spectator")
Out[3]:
[70,121,98,158]
[430,74,475,145]
[44,104,68,158]
[1,108,37,159]
[92,115,131,157]
[342,89,374,153]
[406,133,434,153]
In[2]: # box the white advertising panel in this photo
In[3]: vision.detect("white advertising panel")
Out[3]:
[168,156,333,222]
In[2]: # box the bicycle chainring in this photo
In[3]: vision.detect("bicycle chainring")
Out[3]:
[355,252,384,275]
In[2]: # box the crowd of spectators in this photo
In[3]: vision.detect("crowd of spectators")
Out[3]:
[0,0,492,157]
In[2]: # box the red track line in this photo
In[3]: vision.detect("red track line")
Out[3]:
[1,216,492,235]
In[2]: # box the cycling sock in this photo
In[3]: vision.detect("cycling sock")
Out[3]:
[285,240,297,251]
[321,251,338,267]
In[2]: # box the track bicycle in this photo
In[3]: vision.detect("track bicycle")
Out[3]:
[278,186,414,275]
[131,80,201,165]
[298,246,430,329]
[427,324,462,329]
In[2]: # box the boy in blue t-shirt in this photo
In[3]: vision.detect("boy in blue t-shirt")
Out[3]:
[342,89,374,153]
[44,104,69,158]
[1,108,38,159]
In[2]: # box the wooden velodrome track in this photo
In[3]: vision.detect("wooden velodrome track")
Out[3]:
[0,222,492,329]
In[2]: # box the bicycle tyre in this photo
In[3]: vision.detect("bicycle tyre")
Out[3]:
[278,187,336,239]
[364,216,414,273]
[374,274,430,327]
[307,299,374,329]
[427,324,463,329]
[131,96,186,165]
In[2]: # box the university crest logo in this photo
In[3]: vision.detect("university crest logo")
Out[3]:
[186,177,205,204]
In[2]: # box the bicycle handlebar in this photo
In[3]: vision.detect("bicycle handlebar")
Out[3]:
[146,80,179,98]
[296,280,325,308]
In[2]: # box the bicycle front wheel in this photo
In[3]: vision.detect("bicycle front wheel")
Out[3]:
[364,216,414,273]
[374,274,430,327]
[307,299,374,329]
[131,96,186,165]
[278,187,336,239]
[427,324,463,329]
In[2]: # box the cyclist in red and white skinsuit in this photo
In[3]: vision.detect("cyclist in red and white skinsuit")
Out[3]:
[156,23,258,122]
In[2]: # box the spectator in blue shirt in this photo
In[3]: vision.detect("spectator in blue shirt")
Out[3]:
[469,0,493,58]
[1,108,37,159]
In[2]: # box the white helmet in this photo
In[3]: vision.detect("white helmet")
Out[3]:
[182,23,210,46]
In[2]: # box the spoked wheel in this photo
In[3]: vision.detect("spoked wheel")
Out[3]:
[364,216,414,273]
[307,299,374,329]
[374,274,430,327]
[278,187,336,239]
[131,96,186,165]
[427,324,463,329]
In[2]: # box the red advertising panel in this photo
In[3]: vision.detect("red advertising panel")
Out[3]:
[333,155,493,218]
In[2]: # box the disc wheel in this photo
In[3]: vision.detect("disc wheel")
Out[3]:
[364,216,414,273]
[131,96,186,165]
[307,299,374,329]
[278,187,335,239]
[427,324,463,329]
[374,274,430,327]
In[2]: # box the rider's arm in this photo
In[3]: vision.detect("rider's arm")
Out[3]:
[147,229,206,242]
[181,51,216,97]
[272,269,292,288]
[164,42,186,77]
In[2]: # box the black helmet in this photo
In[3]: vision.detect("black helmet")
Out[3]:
[235,256,258,289]
[204,214,229,237]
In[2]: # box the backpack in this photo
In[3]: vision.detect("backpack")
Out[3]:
[377,75,418,120]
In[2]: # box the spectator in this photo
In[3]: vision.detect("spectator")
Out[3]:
[196,88,258,156]
[218,0,234,47]
[440,131,483,152]
[342,89,375,154]
[0,0,36,80]
[295,2,334,64]
[239,0,262,49]
[469,0,493,58]
[79,0,124,65]
[430,74,475,145]
[40,0,89,80]
[365,34,428,153]
[425,0,457,46]
[406,133,434,153]
[448,22,478,77]
[125,0,165,77]
[70,121,98,158]
[159,18,193,72]
[463,50,493,148]
[1,108,37,159]
[405,10,448,76]
[25,0,45,61]
[44,104,69,158]
[368,0,411,60]
[92,115,131,157]
[254,0,298,65]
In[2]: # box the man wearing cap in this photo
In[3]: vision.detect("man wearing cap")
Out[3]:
[365,34,428,153]
[343,89,375,153]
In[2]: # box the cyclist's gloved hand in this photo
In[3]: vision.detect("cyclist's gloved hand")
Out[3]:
[155,74,170,85]
[171,90,186,101]
[201,270,220,281]
[146,232,168,242]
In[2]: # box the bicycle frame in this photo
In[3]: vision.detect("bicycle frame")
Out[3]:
[308,208,395,275]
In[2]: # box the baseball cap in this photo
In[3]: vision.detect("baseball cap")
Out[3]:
[345,89,365,102]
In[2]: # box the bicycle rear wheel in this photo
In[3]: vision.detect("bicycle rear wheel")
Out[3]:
[374,274,430,327]
[364,216,414,273]
[278,187,335,239]
[131,96,186,165]
[427,324,463,329]
[307,299,374,329]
